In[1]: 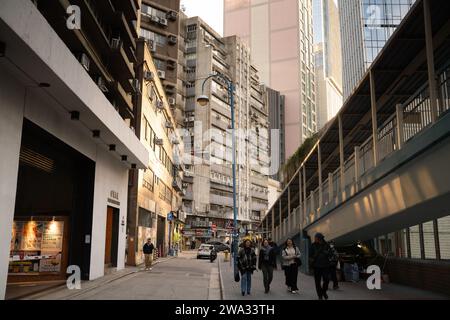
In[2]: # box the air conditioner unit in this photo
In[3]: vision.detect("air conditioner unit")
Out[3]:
[166,10,178,21]
[156,100,164,110]
[157,70,166,79]
[97,76,108,93]
[132,79,140,93]
[165,121,174,129]
[172,138,180,145]
[216,114,221,120]
[168,35,177,45]
[155,138,164,145]
[144,71,154,81]
[79,53,90,71]
[148,40,156,52]
[168,98,176,106]
[111,37,122,49]
[159,17,168,26]
[151,15,159,23]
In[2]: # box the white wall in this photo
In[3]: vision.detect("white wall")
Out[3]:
[0,68,25,300]
[90,147,129,279]
[0,63,130,297]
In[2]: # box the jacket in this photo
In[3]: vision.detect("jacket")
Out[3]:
[258,245,277,269]
[281,246,301,267]
[309,242,332,269]
[143,243,155,254]
[237,247,257,274]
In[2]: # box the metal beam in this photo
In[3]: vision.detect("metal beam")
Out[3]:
[424,0,439,122]
[370,70,379,167]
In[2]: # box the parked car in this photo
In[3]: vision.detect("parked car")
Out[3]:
[197,244,215,259]
[207,241,230,252]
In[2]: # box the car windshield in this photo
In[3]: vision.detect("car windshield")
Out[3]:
[199,245,212,250]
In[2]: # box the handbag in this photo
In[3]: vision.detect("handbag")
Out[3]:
[234,269,240,282]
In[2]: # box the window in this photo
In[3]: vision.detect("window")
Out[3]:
[140,28,167,47]
[142,169,154,192]
[438,216,450,260]
[409,225,421,259]
[423,221,436,259]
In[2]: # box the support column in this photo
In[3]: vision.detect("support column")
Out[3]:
[354,146,361,183]
[271,208,275,240]
[279,200,282,238]
[370,70,379,166]
[287,186,291,234]
[396,104,405,150]
[298,171,302,226]
[317,143,323,208]
[265,214,269,239]
[424,0,439,122]
[328,172,333,203]
[302,166,307,219]
[338,114,345,192]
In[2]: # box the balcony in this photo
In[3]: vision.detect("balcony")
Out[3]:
[111,0,139,23]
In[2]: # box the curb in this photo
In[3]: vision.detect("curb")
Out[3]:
[217,256,226,300]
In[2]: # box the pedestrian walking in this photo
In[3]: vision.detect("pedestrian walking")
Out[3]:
[237,239,257,296]
[328,241,340,290]
[143,238,155,271]
[281,238,301,294]
[309,233,332,300]
[258,239,277,293]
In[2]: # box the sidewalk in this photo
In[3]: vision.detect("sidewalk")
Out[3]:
[18,256,176,300]
[218,255,448,300]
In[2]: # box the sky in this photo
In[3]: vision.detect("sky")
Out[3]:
[180,0,224,36]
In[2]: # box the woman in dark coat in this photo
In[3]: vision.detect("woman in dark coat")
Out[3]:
[237,239,257,296]
[258,239,277,293]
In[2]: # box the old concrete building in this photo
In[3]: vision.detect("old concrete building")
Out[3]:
[126,40,185,265]
[181,17,269,243]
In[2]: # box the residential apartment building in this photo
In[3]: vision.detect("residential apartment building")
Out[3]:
[0,0,148,299]
[139,0,185,126]
[181,17,269,243]
[313,0,343,130]
[339,0,416,99]
[126,40,185,265]
[224,0,317,159]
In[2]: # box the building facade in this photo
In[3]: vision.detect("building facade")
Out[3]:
[139,0,186,127]
[224,0,317,159]
[339,0,415,99]
[181,17,269,244]
[313,0,343,130]
[126,40,185,265]
[0,0,148,299]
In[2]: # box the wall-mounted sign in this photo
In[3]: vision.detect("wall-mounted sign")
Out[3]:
[108,190,120,206]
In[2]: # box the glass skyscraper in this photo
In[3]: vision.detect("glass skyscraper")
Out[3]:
[339,0,415,99]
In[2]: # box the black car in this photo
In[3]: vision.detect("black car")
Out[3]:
[207,241,230,252]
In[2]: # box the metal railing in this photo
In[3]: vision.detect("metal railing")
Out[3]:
[267,63,450,239]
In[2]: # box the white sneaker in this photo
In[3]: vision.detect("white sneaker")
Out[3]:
[291,290,298,294]
[149,268,152,271]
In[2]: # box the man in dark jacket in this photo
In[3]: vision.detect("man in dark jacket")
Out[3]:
[143,238,155,270]
[309,233,331,300]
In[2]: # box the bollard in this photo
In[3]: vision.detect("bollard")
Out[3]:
[224,250,230,262]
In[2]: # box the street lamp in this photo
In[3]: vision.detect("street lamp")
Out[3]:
[197,72,238,280]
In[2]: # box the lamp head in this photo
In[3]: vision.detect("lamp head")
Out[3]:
[197,95,210,107]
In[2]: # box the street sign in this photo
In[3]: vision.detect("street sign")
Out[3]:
[167,212,174,221]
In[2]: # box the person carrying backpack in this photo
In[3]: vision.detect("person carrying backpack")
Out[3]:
[309,233,332,300]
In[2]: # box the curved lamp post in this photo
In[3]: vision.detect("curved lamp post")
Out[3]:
[197,72,238,279]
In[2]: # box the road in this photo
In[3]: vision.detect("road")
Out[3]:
[21,250,448,300]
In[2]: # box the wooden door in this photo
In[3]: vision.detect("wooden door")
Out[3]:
[104,207,114,265]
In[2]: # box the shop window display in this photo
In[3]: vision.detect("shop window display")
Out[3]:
[9,217,67,277]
